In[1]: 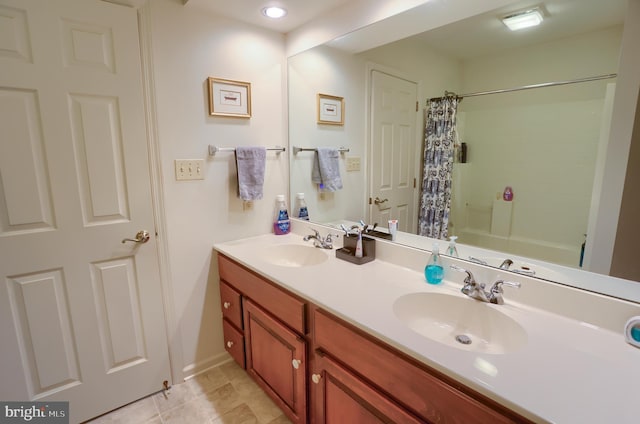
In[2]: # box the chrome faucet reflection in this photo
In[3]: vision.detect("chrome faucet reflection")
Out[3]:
[303,229,337,249]
[450,265,521,304]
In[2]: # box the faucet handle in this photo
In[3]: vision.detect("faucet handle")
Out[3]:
[450,265,478,286]
[489,280,521,304]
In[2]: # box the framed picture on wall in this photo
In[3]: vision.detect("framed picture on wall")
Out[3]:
[317,93,344,125]
[208,77,252,118]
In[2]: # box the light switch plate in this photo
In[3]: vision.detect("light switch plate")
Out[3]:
[346,156,361,172]
[175,159,204,180]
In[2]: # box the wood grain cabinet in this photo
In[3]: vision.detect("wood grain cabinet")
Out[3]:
[312,308,532,424]
[217,254,308,424]
[217,253,533,424]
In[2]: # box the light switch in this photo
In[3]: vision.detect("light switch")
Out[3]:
[175,159,204,180]
[346,156,361,172]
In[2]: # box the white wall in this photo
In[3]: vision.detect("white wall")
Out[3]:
[288,38,461,225]
[288,46,367,223]
[453,27,622,266]
[148,0,287,378]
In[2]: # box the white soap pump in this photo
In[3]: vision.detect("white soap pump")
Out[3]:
[447,236,459,257]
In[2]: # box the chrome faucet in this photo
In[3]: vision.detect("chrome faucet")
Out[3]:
[498,258,514,270]
[303,229,336,249]
[450,265,521,304]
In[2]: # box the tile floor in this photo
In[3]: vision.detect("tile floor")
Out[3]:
[85,360,292,424]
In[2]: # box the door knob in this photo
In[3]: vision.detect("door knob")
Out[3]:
[226,341,234,348]
[311,374,321,384]
[374,197,389,205]
[292,359,302,370]
[122,230,150,244]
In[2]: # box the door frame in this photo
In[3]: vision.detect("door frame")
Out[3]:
[133,1,184,383]
[365,62,423,232]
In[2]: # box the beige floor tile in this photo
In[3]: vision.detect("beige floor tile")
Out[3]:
[187,366,230,397]
[152,381,194,413]
[82,362,290,424]
[245,390,285,424]
[210,403,259,424]
[85,396,159,424]
[199,382,244,419]
[219,360,247,382]
[161,397,211,424]
[265,415,293,424]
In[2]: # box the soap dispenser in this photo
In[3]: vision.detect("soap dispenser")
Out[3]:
[425,243,444,284]
[446,236,459,257]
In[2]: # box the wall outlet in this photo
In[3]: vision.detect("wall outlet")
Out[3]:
[346,156,361,172]
[175,159,204,180]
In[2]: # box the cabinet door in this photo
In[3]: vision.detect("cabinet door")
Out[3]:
[311,352,423,424]
[244,299,307,424]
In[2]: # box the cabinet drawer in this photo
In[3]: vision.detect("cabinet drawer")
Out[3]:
[313,309,526,424]
[218,254,306,334]
[222,319,245,368]
[220,280,242,329]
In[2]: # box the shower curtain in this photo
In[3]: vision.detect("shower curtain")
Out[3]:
[418,96,459,239]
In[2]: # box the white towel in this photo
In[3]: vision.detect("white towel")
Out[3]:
[312,147,343,192]
[235,147,266,201]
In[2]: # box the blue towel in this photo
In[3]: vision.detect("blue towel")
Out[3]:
[312,147,342,191]
[235,147,266,201]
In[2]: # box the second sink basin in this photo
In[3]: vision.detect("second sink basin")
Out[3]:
[260,244,329,267]
[393,293,527,354]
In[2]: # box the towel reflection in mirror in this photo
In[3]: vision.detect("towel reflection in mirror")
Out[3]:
[312,147,343,191]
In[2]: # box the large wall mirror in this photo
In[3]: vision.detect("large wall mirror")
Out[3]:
[288,0,640,298]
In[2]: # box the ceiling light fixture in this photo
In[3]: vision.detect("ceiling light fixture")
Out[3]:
[501,9,544,31]
[262,6,287,19]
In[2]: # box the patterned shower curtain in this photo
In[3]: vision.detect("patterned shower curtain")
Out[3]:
[418,96,459,239]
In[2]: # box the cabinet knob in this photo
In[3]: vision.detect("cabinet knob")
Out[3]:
[226,341,234,348]
[291,359,302,370]
[223,302,231,309]
[312,374,321,384]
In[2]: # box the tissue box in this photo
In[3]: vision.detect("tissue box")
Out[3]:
[336,235,376,265]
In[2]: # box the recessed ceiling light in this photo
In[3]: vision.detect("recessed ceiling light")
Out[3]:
[501,9,544,31]
[262,6,287,19]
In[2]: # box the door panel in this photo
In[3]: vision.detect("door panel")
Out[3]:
[370,70,418,233]
[0,1,170,421]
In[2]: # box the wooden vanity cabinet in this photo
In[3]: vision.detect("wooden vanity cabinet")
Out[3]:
[311,308,533,424]
[217,254,308,424]
[217,253,533,424]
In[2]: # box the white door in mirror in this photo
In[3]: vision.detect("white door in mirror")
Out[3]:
[624,317,640,348]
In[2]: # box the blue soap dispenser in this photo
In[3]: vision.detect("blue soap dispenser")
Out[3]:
[425,243,444,284]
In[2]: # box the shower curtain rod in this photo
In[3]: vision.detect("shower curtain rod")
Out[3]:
[430,73,617,103]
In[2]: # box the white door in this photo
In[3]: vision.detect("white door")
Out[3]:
[369,70,419,233]
[0,0,171,422]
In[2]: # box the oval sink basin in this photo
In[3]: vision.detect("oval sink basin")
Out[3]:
[393,293,527,354]
[260,244,329,267]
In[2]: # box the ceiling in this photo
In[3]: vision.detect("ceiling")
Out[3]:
[175,0,625,58]
[182,0,353,33]
[413,0,626,60]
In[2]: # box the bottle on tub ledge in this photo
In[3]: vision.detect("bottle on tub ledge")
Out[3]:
[503,186,514,201]
[273,194,290,235]
[293,192,309,221]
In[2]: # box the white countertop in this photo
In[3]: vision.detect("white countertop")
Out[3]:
[214,231,640,424]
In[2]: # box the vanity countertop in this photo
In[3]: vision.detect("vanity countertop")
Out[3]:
[214,232,640,424]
